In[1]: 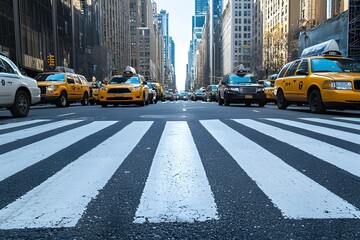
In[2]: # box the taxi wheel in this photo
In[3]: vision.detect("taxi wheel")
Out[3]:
[81,92,89,106]
[224,93,230,106]
[258,101,266,107]
[10,90,30,118]
[56,91,68,107]
[276,90,288,109]
[101,103,108,108]
[309,89,326,113]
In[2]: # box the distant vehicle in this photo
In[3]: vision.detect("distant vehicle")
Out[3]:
[275,39,360,113]
[177,91,188,101]
[0,53,40,117]
[35,67,90,107]
[218,65,266,107]
[192,89,206,101]
[259,80,276,103]
[98,66,149,107]
[147,82,157,104]
[205,84,218,102]
[164,90,174,101]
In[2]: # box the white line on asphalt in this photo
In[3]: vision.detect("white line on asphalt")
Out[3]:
[134,121,218,223]
[334,117,360,123]
[0,119,50,131]
[299,118,360,131]
[252,110,260,113]
[57,113,75,117]
[0,121,153,229]
[0,121,117,182]
[202,119,360,219]
[265,118,360,144]
[235,119,360,179]
[0,120,82,145]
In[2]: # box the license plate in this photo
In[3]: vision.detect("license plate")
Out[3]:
[114,94,123,97]
[245,95,253,99]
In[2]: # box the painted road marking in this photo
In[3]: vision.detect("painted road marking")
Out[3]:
[0,121,117,181]
[299,118,360,131]
[0,121,153,229]
[0,119,49,131]
[266,118,360,144]
[202,119,360,219]
[134,121,218,223]
[0,120,82,145]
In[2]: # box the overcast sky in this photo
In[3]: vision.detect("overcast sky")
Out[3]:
[154,0,194,90]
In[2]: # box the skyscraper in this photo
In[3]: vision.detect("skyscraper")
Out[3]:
[195,0,208,15]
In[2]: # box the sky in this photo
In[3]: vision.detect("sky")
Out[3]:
[154,0,195,91]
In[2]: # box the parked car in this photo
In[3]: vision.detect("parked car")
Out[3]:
[274,39,360,113]
[35,67,90,107]
[192,89,206,101]
[205,84,218,102]
[218,65,266,107]
[98,66,149,107]
[0,53,40,117]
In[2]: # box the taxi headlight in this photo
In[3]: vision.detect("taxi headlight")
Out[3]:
[131,86,140,91]
[323,80,352,90]
[257,87,264,93]
[46,85,57,94]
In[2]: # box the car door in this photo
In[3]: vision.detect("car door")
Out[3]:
[292,59,309,101]
[66,74,77,100]
[281,60,301,100]
[74,75,84,100]
[0,58,19,105]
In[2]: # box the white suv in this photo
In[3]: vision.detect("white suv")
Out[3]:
[0,53,40,117]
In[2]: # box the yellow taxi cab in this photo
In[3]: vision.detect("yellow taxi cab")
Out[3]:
[35,67,90,107]
[274,39,360,113]
[98,66,149,107]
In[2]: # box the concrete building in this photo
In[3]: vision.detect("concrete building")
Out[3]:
[222,0,253,75]
[261,0,300,76]
[100,0,131,78]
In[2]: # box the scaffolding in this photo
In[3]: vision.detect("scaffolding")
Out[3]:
[348,0,360,61]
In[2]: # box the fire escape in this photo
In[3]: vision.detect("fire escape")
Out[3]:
[348,0,360,61]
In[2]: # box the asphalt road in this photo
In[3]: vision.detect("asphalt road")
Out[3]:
[0,101,360,239]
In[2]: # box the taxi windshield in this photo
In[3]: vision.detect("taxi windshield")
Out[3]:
[109,76,140,84]
[311,58,360,73]
[35,73,65,81]
[229,74,257,84]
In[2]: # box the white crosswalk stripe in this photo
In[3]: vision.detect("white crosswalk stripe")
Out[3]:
[0,117,359,230]
[265,118,360,143]
[0,120,82,145]
[202,119,360,219]
[0,121,153,229]
[0,119,49,130]
[0,121,117,182]
[134,121,218,223]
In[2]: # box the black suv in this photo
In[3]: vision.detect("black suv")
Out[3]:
[218,70,266,107]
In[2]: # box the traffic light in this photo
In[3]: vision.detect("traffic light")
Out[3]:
[47,54,55,67]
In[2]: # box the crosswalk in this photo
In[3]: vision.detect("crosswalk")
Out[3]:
[0,117,359,230]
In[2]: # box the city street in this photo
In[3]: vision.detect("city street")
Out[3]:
[0,101,360,239]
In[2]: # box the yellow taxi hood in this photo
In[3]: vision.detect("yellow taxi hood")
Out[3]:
[313,72,360,80]
[37,81,64,86]
[106,83,140,88]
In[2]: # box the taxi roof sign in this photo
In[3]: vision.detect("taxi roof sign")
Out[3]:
[123,66,136,75]
[300,39,342,58]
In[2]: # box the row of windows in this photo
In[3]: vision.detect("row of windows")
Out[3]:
[234,26,251,32]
